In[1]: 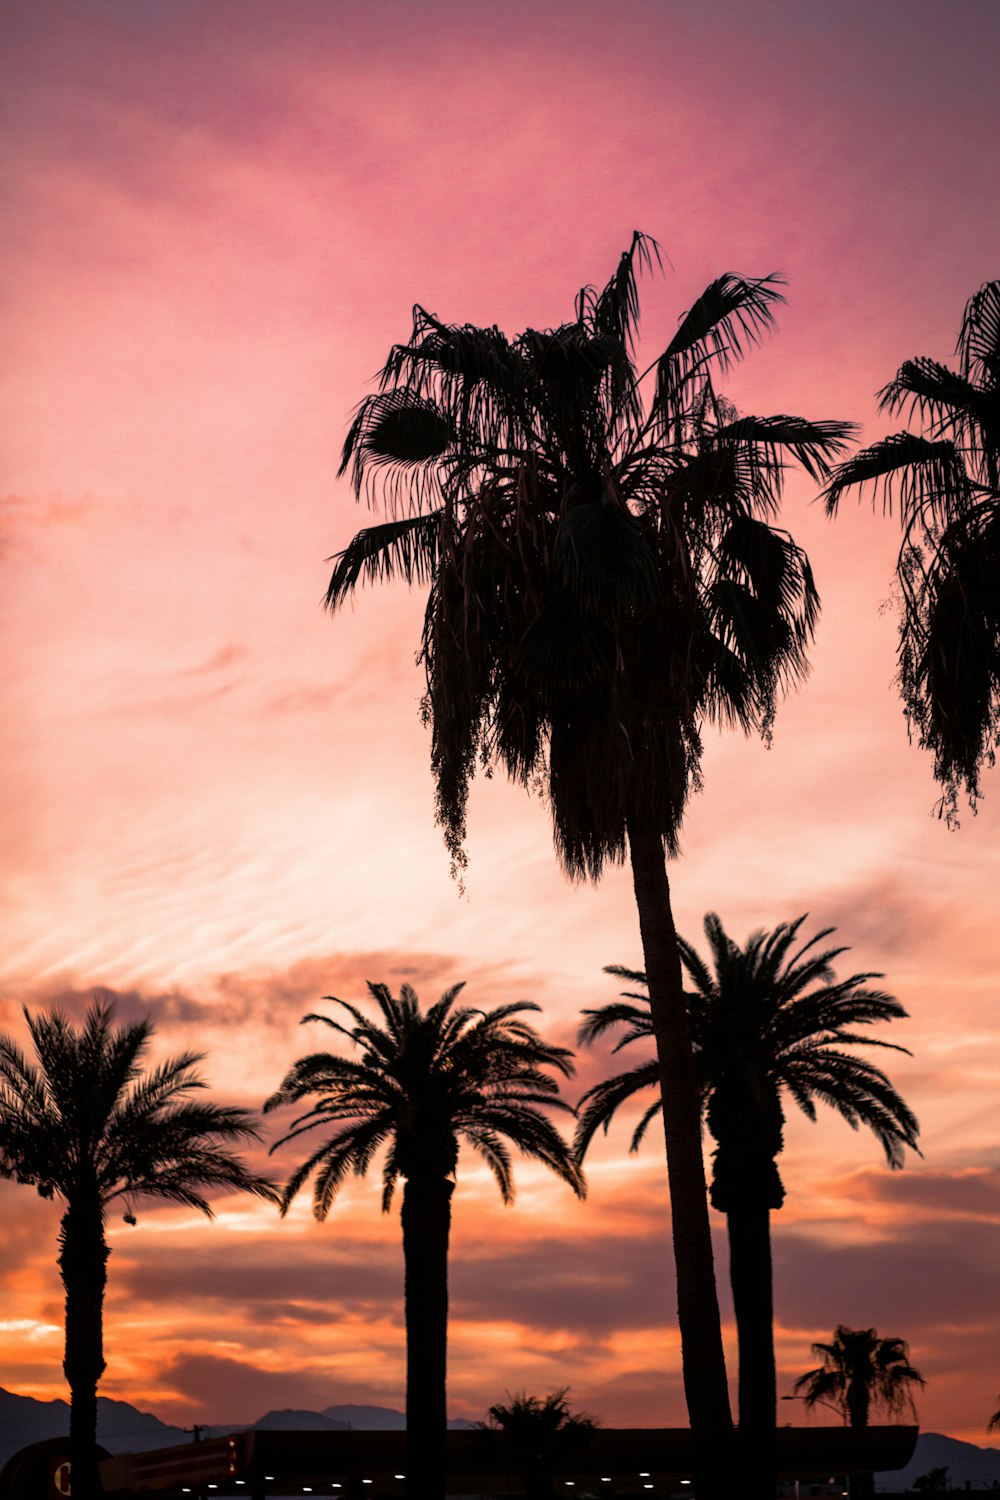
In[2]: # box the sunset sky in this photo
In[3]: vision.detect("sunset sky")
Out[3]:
[2,0,999,1449]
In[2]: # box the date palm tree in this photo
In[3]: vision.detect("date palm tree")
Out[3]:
[574,915,919,1478]
[0,997,274,1500]
[264,982,584,1500]
[327,233,853,1496]
[477,1389,597,1500]
[824,280,1000,822]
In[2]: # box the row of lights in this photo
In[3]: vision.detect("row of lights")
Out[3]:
[181,1473,690,1494]
[181,1478,407,1493]
[564,1478,690,1488]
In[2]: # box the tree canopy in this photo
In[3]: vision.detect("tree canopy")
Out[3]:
[824,280,1000,819]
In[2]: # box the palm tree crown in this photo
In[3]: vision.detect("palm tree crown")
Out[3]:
[330,232,853,879]
[478,1389,597,1500]
[0,997,272,1220]
[793,1325,925,1427]
[824,281,1000,819]
[265,982,584,1211]
[576,913,920,1187]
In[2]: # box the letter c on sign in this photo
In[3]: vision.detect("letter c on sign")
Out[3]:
[54,1461,72,1496]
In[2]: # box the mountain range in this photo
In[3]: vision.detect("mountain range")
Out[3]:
[0,1387,470,1472]
[1,1387,998,1489]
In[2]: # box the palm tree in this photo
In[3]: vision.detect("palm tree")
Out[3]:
[824,280,1000,823]
[327,233,853,1495]
[0,997,274,1500]
[264,982,584,1500]
[574,915,919,1477]
[794,1325,924,1498]
[988,1399,1000,1434]
[477,1389,597,1500]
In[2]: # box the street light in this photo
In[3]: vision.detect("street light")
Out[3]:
[781,1394,846,1423]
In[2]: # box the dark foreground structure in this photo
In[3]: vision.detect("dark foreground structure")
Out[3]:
[1,1426,918,1499]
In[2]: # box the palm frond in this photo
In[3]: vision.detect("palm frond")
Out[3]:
[573,1060,661,1159]
[822,433,971,522]
[878,357,986,438]
[714,415,856,485]
[577,230,661,351]
[958,281,1000,388]
[325,511,445,609]
[654,273,785,421]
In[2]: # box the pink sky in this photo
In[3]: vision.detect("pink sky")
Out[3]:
[1,0,999,1447]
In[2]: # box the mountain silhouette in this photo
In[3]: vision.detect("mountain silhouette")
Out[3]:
[0,1386,473,1470]
[3,1387,993,1487]
[874,1430,1000,1489]
[0,1387,186,1470]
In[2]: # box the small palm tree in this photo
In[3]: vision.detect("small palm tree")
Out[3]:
[575,915,919,1475]
[794,1325,924,1426]
[0,998,274,1500]
[264,982,584,1500]
[824,280,1000,821]
[327,234,854,1495]
[988,1399,1000,1434]
[478,1389,597,1500]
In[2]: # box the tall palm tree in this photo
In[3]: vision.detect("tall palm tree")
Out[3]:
[477,1389,597,1500]
[988,1399,1000,1434]
[0,997,274,1500]
[327,234,853,1496]
[264,982,584,1500]
[574,915,919,1478]
[824,280,1000,823]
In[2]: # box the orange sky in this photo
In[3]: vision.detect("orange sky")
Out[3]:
[1,0,999,1448]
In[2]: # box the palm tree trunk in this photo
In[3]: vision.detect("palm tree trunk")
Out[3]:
[58,1197,108,1500]
[847,1380,873,1500]
[400,1174,454,1500]
[726,1199,776,1481]
[626,815,736,1497]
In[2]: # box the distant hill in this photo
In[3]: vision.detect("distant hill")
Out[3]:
[323,1405,405,1430]
[0,1387,473,1470]
[0,1387,187,1471]
[875,1431,1000,1490]
[321,1404,474,1430]
[249,1409,350,1432]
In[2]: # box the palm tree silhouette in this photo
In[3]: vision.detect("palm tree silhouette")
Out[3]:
[988,1399,1000,1434]
[0,998,274,1500]
[327,234,853,1495]
[477,1389,597,1500]
[264,982,584,1500]
[574,915,919,1475]
[794,1325,924,1499]
[824,280,1000,822]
